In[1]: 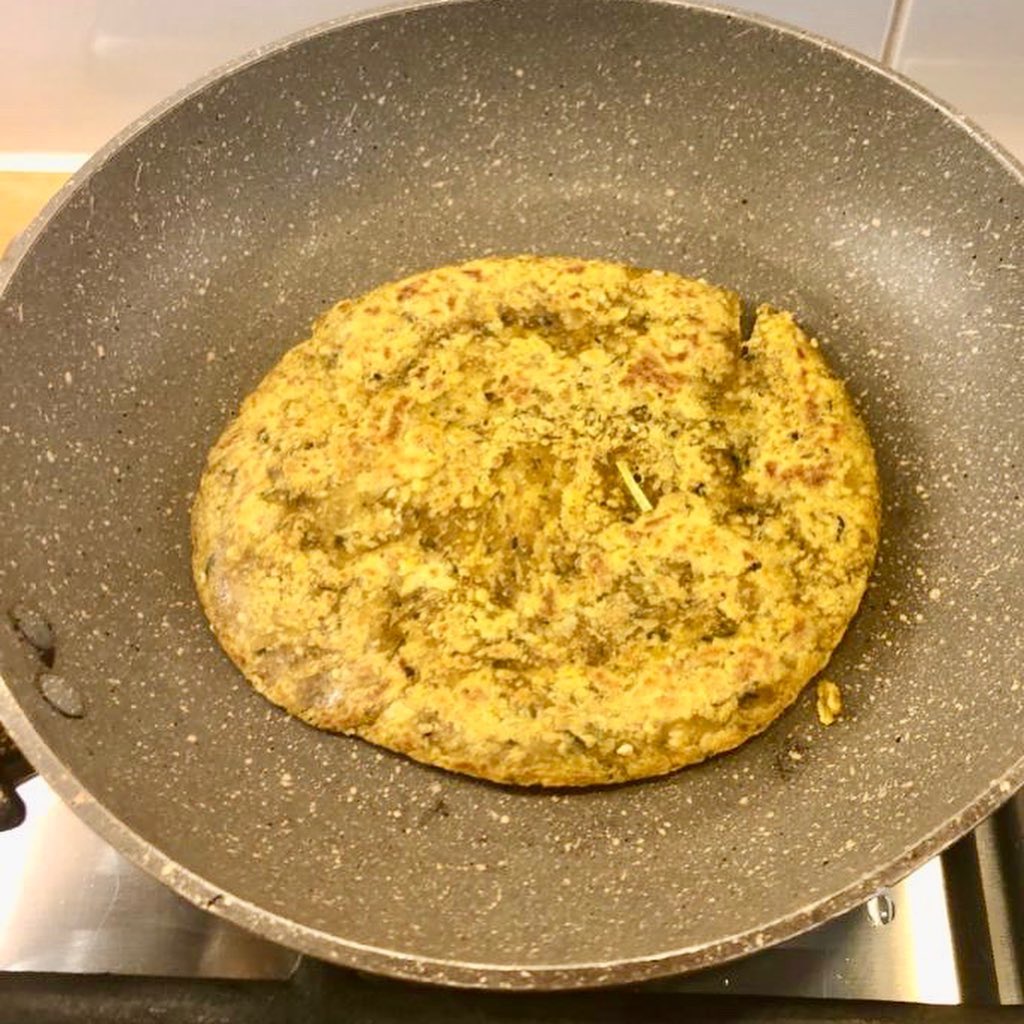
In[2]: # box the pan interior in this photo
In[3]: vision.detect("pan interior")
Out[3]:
[0,0,1022,983]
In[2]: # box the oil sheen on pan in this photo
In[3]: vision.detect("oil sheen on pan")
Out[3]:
[191,255,880,786]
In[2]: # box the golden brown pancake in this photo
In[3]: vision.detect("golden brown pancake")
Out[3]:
[191,255,879,786]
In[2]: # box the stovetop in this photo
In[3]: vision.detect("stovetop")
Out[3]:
[1,773,1022,1019]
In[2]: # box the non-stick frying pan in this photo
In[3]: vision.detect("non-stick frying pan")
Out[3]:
[1,0,1022,990]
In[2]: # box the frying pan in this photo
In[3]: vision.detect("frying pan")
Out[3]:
[1,0,1022,990]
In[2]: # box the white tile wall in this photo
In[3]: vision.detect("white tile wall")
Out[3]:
[0,0,1021,165]
[732,0,894,58]
[0,0,364,159]
[890,0,1024,160]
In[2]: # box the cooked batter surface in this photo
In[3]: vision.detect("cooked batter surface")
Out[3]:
[191,256,879,786]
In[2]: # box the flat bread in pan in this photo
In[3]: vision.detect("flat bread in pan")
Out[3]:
[192,255,879,786]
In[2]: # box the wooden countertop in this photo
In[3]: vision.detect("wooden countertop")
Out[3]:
[0,172,70,255]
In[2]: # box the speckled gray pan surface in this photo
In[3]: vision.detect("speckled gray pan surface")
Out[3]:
[0,0,1022,990]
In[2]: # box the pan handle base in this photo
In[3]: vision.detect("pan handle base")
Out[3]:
[0,723,33,831]
[0,782,26,831]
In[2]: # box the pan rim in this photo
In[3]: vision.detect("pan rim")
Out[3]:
[2,0,1023,990]
[3,680,1023,989]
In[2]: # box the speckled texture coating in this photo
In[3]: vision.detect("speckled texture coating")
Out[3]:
[0,0,1021,990]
